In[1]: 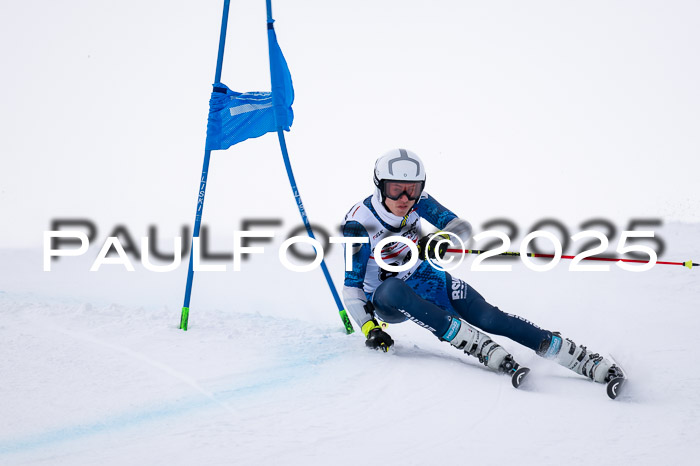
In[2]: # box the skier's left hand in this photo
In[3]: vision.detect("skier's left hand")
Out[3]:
[362,319,394,352]
[365,328,394,352]
[416,233,450,261]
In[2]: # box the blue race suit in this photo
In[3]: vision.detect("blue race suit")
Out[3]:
[341,190,552,351]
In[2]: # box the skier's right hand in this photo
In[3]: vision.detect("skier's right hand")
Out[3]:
[416,233,450,261]
[362,320,394,352]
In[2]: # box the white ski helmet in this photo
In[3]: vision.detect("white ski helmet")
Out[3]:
[373,148,426,203]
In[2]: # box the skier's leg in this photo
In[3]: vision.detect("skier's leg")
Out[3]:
[448,276,623,383]
[372,277,520,373]
[372,277,452,335]
[447,276,552,351]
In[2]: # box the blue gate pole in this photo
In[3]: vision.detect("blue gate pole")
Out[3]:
[276,131,355,334]
[266,0,353,334]
[180,0,232,331]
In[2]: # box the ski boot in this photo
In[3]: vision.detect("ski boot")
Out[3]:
[539,332,626,399]
[443,318,530,388]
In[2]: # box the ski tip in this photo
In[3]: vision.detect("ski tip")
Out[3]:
[512,367,530,389]
[607,376,626,400]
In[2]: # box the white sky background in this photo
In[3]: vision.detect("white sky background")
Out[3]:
[1,0,699,250]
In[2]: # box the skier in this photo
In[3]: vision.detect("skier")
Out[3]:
[341,148,625,395]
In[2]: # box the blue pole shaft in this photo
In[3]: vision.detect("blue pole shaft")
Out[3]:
[180,0,232,331]
[214,0,231,83]
[276,130,354,334]
[265,0,353,334]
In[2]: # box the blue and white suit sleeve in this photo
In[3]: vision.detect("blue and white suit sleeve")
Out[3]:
[416,193,472,244]
[341,220,374,328]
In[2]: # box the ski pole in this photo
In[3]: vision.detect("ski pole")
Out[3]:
[445,249,697,269]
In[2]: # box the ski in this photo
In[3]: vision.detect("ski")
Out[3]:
[605,356,627,400]
[505,358,624,397]
[606,376,626,400]
[511,366,530,389]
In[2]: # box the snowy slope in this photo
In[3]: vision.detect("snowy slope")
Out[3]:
[1,222,699,465]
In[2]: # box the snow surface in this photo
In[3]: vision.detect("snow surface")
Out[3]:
[1,222,700,465]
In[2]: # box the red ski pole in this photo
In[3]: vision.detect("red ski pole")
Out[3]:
[445,249,697,269]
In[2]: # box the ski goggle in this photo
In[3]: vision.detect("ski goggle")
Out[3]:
[381,180,424,201]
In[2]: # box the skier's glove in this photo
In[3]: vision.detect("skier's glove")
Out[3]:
[362,319,394,352]
[416,233,450,261]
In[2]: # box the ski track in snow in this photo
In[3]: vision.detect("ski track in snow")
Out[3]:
[1,223,700,465]
[0,302,348,459]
